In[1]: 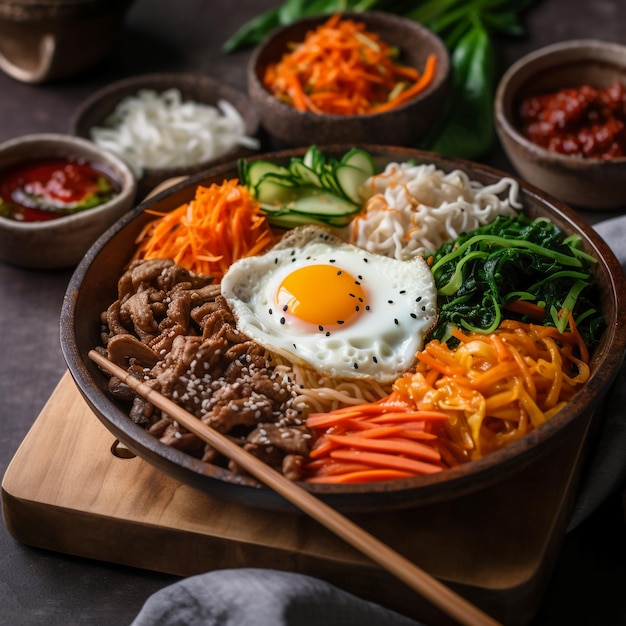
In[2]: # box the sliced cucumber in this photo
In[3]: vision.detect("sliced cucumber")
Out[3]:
[254,174,298,204]
[245,160,291,189]
[289,160,321,187]
[340,148,376,176]
[334,164,369,204]
[284,189,361,217]
[243,146,377,229]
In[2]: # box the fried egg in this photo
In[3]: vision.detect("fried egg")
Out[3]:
[221,225,437,382]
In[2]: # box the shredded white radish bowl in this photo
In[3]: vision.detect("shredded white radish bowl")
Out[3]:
[89,88,260,177]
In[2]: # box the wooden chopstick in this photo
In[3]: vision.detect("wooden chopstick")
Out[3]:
[88,349,502,626]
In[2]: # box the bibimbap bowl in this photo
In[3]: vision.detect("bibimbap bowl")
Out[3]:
[60,145,626,513]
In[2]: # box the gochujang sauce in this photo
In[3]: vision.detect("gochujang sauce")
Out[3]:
[519,79,626,159]
[0,158,120,222]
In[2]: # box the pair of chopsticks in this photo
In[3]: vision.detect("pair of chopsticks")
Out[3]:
[89,350,501,626]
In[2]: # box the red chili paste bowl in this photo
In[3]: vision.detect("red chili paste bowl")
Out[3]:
[495,39,626,212]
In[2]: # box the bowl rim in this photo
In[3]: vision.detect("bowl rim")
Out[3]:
[70,71,261,176]
[0,132,137,230]
[248,10,451,121]
[61,144,626,513]
[495,38,626,165]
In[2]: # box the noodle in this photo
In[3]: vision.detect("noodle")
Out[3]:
[350,162,522,260]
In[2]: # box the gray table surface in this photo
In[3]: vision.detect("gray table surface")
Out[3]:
[1,1,625,624]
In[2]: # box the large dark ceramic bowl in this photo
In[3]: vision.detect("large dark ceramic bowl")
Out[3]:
[248,12,450,148]
[60,146,626,513]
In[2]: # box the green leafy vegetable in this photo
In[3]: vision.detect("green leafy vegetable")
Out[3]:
[223,0,540,159]
[427,214,605,349]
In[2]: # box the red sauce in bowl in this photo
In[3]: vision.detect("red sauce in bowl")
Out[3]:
[0,158,120,222]
[519,80,626,159]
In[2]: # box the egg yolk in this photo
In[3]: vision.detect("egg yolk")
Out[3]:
[276,264,367,329]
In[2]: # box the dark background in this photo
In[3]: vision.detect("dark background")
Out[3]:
[1,1,625,624]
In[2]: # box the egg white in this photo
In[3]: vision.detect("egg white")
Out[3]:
[221,225,437,382]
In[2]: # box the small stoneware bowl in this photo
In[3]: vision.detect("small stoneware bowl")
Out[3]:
[495,39,626,211]
[72,72,261,200]
[0,133,136,269]
[247,11,450,149]
[0,0,135,83]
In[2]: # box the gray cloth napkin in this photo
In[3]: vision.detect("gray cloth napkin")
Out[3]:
[131,215,626,626]
[131,568,424,626]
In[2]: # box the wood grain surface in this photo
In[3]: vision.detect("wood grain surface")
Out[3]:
[2,371,599,626]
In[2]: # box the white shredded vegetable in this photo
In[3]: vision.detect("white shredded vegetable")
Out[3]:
[89,88,260,177]
[350,162,522,260]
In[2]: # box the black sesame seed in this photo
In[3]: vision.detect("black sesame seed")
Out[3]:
[365,305,370,311]
[358,297,363,302]
[330,259,336,263]
[280,317,286,325]
[358,275,363,280]
[410,313,417,319]
[394,318,399,325]
[353,363,359,369]
[325,331,330,337]
[337,270,342,275]
[274,258,278,264]
[363,258,369,263]
[283,305,288,312]
[399,290,406,294]
[421,306,426,311]
[355,280,361,285]
[388,299,394,304]
[355,306,360,312]
[349,293,356,298]
[373,356,378,363]
[416,296,422,302]
[337,320,345,325]
[318,325,324,331]
[268,308,273,315]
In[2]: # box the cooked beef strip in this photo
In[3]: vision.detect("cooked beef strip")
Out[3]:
[101,259,313,480]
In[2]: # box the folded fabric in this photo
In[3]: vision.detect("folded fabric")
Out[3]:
[131,568,424,626]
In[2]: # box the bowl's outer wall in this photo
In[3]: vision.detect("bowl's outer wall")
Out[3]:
[61,146,626,513]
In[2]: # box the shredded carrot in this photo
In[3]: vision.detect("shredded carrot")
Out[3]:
[133,179,274,279]
[304,319,591,482]
[263,14,437,116]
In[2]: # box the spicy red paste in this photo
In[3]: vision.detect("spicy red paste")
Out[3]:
[519,80,626,159]
[0,158,119,222]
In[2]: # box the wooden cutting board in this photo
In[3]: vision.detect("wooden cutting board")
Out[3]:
[2,371,598,626]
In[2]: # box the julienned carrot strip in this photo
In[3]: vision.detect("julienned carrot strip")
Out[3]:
[263,15,437,116]
[327,434,441,462]
[304,320,592,482]
[305,469,415,484]
[371,53,437,113]
[133,180,274,280]
[368,411,449,423]
[329,450,443,475]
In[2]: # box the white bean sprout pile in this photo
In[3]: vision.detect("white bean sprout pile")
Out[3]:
[90,88,260,177]
[350,161,522,260]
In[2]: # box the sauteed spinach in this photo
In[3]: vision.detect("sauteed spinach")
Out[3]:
[428,214,605,349]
